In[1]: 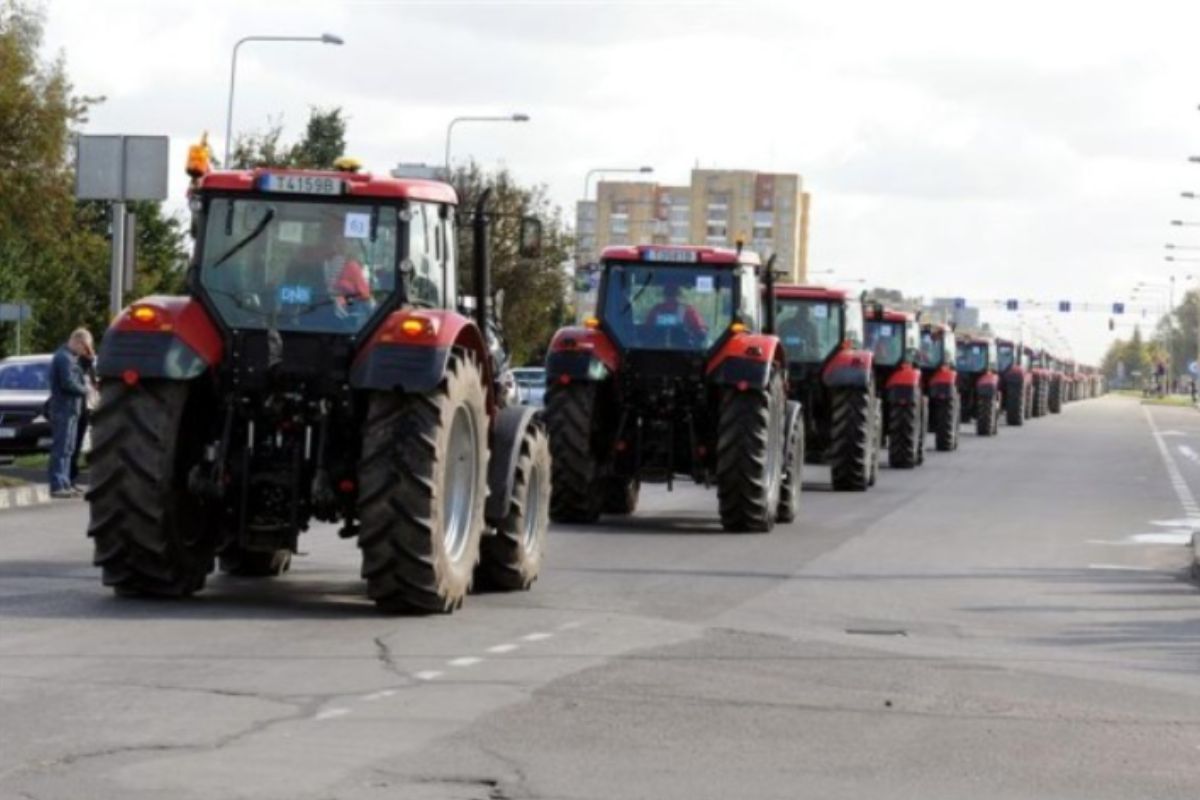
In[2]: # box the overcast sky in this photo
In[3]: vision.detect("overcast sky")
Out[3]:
[43,0,1200,361]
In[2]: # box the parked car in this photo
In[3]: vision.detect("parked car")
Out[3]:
[513,367,546,406]
[0,354,52,455]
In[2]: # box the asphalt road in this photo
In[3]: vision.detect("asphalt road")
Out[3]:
[2,395,1199,799]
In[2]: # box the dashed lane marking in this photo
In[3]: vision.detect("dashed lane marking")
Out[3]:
[521,632,553,642]
[414,670,443,681]
[314,708,352,721]
[362,689,397,701]
[1088,564,1156,572]
[486,643,519,654]
[448,656,482,668]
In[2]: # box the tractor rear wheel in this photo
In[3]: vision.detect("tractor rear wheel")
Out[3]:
[545,382,603,523]
[934,394,959,452]
[1005,384,1025,426]
[218,546,291,577]
[477,421,551,591]
[1048,379,1062,414]
[601,476,639,515]
[829,387,873,491]
[358,351,489,613]
[976,393,998,436]
[916,396,928,464]
[868,399,881,486]
[717,370,785,532]
[888,398,921,469]
[88,380,215,597]
[776,403,804,523]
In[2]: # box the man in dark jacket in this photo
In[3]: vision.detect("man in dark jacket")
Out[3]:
[47,328,94,498]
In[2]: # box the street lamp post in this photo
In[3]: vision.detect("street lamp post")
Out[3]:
[583,166,654,201]
[443,114,530,176]
[224,33,344,165]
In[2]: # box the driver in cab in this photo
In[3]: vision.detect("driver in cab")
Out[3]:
[286,214,372,314]
[643,280,707,340]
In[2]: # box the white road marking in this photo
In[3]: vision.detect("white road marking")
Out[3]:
[414,670,443,681]
[362,689,397,701]
[558,621,584,630]
[448,656,482,667]
[1144,406,1200,526]
[1158,430,1188,437]
[314,708,351,721]
[1088,564,1156,572]
[487,643,519,654]
[1178,444,1200,464]
[522,632,553,642]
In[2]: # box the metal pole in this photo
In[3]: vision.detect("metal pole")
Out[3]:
[223,39,245,165]
[15,312,20,356]
[110,201,126,318]
[444,118,458,177]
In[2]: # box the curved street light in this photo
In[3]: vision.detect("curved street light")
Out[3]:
[224,33,345,164]
[583,166,654,200]
[444,114,530,176]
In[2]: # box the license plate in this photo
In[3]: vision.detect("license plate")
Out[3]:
[260,174,345,196]
[0,428,15,439]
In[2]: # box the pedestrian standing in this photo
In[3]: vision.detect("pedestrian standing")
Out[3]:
[70,350,99,490]
[47,328,94,499]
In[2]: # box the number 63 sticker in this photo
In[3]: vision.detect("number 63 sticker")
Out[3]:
[344,212,370,239]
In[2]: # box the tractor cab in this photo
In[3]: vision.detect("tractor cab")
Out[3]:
[918,322,957,375]
[918,321,962,451]
[773,285,865,378]
[864,305,919,371]
[955,334,1002,436]
[956,335,998,377]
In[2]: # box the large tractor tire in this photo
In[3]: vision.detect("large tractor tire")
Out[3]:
[887,398,921,469]
[776,402,804,523]
[868,399,882,487]
[545,382,603,523]
[88,380,215,597]
[976,393,999,437]
[716,370,785,532]
[477,421,551,591]
[916,396,928,465]
[932,394,958,452]
[218,546,292,577]
[1048,379,1062,414]
[1005,384,1025,426]
[1032,378,1048,418]
[358,351,489,613]
[601,476,639,515]
[829,387,873,491]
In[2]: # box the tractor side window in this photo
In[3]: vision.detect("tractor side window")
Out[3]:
[407,203,441,307]
[441,208,457,309]
[843,299,864,348]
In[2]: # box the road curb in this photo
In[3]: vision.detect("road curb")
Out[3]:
[0,483,50,512]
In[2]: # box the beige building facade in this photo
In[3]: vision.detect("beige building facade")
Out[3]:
[577,168,809,282]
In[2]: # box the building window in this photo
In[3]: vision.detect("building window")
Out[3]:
[706,223,727,239]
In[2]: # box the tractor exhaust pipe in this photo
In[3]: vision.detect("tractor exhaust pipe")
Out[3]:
[763,254,777,335]
[473,188,492,337]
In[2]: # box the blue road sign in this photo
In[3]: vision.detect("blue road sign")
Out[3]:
[954,297,966,310]
[1112,302,1125,314]
[1058,300,1071,312]
[1006,299,1019,311]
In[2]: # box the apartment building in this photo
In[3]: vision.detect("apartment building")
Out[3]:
[577,168,810,282]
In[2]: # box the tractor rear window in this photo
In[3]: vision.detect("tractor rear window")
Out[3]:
[600,264,736,351]
[865,321,905,366]
[918,331,943,368]
[957,343,988,372]
[998,344,1014,371]
[775,299,842,363]
[198,198,399,334]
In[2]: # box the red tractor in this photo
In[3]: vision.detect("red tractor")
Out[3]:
[87,158,552,613]
[864,305,926,469]
[955,334,1002,436]
[1047,354,1066,414]
[543,245,802,532]
[918,321,961,451]
[1028,346,1051,418]
[773,285,881,491]
[996,337,1033,425]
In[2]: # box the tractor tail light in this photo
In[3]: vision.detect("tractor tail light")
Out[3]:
[122,369,140,387]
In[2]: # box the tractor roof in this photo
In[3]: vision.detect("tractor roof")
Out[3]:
[921,321,952,334]
[195,168,458,205]
[867,306,912,324]
[600,244,761,267]
[774,284,849,301]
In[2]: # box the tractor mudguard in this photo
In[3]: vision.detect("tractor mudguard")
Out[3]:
[706,333,783,389]
[351,309,492,396]
[822,348,874,389]
[98,296,223,381]
[885,364,922,405]
[485,404,542,525]
[926,366,957,400]
[545,326,619,383]
[976,372,1000,396]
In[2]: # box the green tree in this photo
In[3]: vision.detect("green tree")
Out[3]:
[230,106,346,169]
[449,161,571,365]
